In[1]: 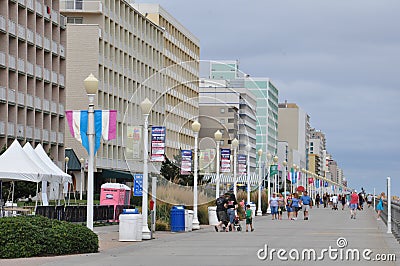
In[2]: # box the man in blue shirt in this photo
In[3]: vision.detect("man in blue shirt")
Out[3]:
[300,191,312,220]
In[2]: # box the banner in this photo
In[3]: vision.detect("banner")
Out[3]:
[315,179,320,188]
[180,150,192,175]
[238,154,246,174]
[324,181,329,187]
[290,168,297,184]
[220,148,231,173]
[66,110,117,154]
[133,174,143,196]
[308,178,314,184]
[270,164,278,176]
[151,126,166,162]
[127,126,142,159]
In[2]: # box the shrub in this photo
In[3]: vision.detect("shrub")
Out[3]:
[0,215,98,258]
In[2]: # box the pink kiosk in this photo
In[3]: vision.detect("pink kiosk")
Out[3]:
[100,183,131,221]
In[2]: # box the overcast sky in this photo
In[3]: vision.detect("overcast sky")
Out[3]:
[137,0,400,196]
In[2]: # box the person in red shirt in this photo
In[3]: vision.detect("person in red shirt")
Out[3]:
[350,190,359,219]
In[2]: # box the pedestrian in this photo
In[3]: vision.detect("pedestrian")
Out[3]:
[323,193,328,208]
[376,192,385,220]
[286,194,293,220]
[341,194,346,210]
[367,194,373,208]
[300,191,312,220]
[277,193,285,220]
[350,190,359,219]
[269,192,279,220]
[358,192,364,210]
[332,194,338,210]
[315,194,320,208]
[215,194,228,232]
[291,193,300,220]
[245,204,254,232]
[225,192,238,231]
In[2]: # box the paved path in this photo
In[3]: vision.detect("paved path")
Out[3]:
[1,207,399,266]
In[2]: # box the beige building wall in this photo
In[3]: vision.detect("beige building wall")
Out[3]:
[0,0,66,167]
[133,3,200,160]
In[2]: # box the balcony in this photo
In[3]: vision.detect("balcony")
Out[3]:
[43,37,51,51]
[7,123,15,136]
[59,74,65,87]
[26,0,34,11]
[59,104,64,116]
[8,55,16,70]
[26,94,33,109]
[57,132,64,144]
[51,9,58,25]
[59,44,65,57]
[35,34,42,48]
[42,99,50,113]
[18,24,25,40]
[50,131,57,143]
[0,86,6,102]
[43,129,49,142]
[26,61,34,76]
[60,1,103,13]
[34,97,41,110]
[8,20,16,36]
[0,121,5,136]
[44,68,50,82]
[17,92,24,106]
[18,58,25,73]
[26,28,34,44]
[8,89,16,104]
[26,126,33,139]
[35,1,42,16]
[35,65,42,79]
[34,127,40,139]
[51,71,58,84]
[51,101,57,114]
[60,15,66,28]
[44,7,50,20]
[52,40,58,54]
[18,0,25,6]
[17,124,24,138]
[0,16,6,32]
[0,51,5,67]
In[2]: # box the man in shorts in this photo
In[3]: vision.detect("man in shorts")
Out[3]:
[299,191,312,220]
[215,194,228,232]
[350,190,359,219]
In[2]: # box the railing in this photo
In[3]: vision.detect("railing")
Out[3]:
[8,55,16,70]
[35,33,42,48]
[36,0,42,16]
[0,51,5,67]
[26,126,33,139]
[26,28,34,43]
[50,131,57,143]
[51,101,57,114]
[35,65,42,79]
[34,127,41,139]
[59,104,64,116]
[0,86,6,102]
[0,16,6,32]
[59,74,65,87]
[8,20,16,36]
[7,123,15,136]
[59,44,65,57]
[51,9,58,25]
[60,1,103,13]
[26,94,33,108]
[380,199,400,243]
[18,58,25,73]
[34,97,41,109]
[42,129,49,141]
[17,92,24,106]
[0,121,5,135]
[26,0,34,10]
[43,37,51,51]
[57,132,64,144]
[17,24,25,40]
[52,40,58,54]
[26,61,34,76]
[44,68,51,82]
[51,71,58,84]
[17,124,24,138]
[43,99,50,112]
[8,89,16,103]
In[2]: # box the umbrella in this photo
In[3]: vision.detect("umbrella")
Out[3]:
[296,186,305,192]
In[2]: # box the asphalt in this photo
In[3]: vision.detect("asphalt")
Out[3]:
[1,206,399,266]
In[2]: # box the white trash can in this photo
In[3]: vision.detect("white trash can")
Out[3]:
[186,210,194,232]
[119,213,143,241]
[208,206,218,225]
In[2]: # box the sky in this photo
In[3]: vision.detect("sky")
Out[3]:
[137,0,400,196]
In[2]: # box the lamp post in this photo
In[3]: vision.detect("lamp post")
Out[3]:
[245,144,251,204]
[266,153,272,214]
[64,156,70,204]
[83,73,98,231]
[231,138,239,197]
[273,156,278,194]
[140,98,152,240]
[283,161,287,198]
[214,130,222,198]
[79,158,85,201]
[295,165,299,190]
[191,120,201,230]
[257,149,263,216]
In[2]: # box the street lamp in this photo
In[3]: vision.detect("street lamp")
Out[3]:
[79,157,85,201]
[273,156,278,194]
[83,73,98,231]
[231,138,239,197]
[63,156,70,205]
[257,149,263,216]
[245,144,251,204]
[214,130,222,198]
[191,120,201,230]
[282,161,287,198]
[140,98,152,240]
[266,153,272,214]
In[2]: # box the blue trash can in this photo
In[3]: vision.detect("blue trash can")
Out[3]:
[122,209,139,214]
[170,205,185,232]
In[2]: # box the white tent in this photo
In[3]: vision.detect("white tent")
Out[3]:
[0,139,43,182]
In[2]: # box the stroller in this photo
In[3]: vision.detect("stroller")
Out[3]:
[233,215,242,231]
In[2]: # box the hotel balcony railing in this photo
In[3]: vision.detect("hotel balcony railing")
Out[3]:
[34,127,41,139]
[43,37,51,51]
[26,126,33,139]
[51,102,57,114]
[0,51,5,67]
[0,86,6,102]
[0,121,5,136]
[0,16,6,32]
[7,123,15,136]
[43,129,49,142]
[60,1,103,13]
[57,132,64,144]
[17,124,24,138]
[18,24,25,40]
[35,65,42,79]
[50,131,57,143]
[34,97,41,110]
[26,61,34,76]
[8,89,16,104]
[26,94,34,109]
[27,29,34,44]
[43,99,50,113]
[8,55,16,70]
[35,33,42,48]
[8,20,16,36]
[18,58,25,73]
[17,92,25,106]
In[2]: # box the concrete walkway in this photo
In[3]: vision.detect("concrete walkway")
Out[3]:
[1,206,399,266]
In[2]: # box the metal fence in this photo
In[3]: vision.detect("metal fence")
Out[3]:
[35,205,135,223]
[380,200,400,243]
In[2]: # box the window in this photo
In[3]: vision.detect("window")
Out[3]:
[220,119,225,124]
[228,118,234,123]
[228,108,234,112]
[220,108,225,113]
[67,17,83,24]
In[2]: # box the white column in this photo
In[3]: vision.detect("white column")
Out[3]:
[246,144,251,204]
[80,158,84,201]
[387,177,392,234]
[142,113,151,239]
[232,139,238,197]
[283,161,287,198]
[86,95,94,231]
[257,149,262,216]
[192,130,200,230]
[266,154,272,214]
[216,141,220,198]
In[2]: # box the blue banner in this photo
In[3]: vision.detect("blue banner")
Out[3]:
[133,174,143,196]
[180,150,192,175]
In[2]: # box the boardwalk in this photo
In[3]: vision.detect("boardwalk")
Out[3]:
[1,207,399,266]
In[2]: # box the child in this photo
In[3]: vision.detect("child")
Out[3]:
[245,204,254,232]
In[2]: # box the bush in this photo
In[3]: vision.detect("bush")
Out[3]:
[0,215,98,258]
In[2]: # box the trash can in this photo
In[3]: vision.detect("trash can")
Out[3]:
[119,209,142,241]
[208,206,218,225]
[247,202,256,217]
[170,206,185,232]
[185,210,194,232]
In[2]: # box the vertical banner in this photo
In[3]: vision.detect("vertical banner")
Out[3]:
[180,150,192,175]
[127,126,142,159]
[220,148,231,173]
[308,178,314,184]
[133,174,143,196]
[199,149,209,173]
[151,126,166,162]
[237,154,246,174]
